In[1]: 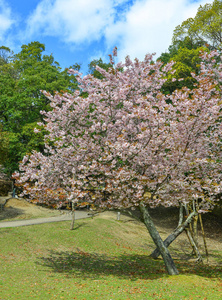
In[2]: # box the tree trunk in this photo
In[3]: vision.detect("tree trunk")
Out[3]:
[192,214,199,246]
[178,203,184,227]
[150,210,198,259]
[192,199,199,247]
[199,213,209,259]
[139,202,179,275]
[185,229,202,263]
[70,202,75,230]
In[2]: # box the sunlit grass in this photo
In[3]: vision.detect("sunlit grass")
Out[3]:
[0,213,221,299]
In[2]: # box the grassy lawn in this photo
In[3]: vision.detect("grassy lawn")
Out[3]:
[0,198,62,221]
[0,212,221,300]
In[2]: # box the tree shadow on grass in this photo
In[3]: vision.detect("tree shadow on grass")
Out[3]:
[38,251,166,280]
[37,250,222,280]
[0,207,25,221]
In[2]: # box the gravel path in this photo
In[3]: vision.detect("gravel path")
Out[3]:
[0,211,91,228]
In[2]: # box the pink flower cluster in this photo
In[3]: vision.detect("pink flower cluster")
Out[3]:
[15,50,222,211]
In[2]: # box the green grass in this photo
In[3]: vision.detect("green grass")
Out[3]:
[0,213,221,299]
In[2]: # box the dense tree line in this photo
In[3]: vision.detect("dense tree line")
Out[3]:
[0,42,79,173]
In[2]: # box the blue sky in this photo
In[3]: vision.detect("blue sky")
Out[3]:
[0,0,214,74]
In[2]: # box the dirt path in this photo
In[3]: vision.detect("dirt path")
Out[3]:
[0,211,90,228]
[0,197,91,228]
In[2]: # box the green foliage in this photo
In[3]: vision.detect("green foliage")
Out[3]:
[88,58,113,79]
[0,46,13,65]
[62,63,81,93]
[158,0,222,94]
[158,37,205,65]
[173,0,222,50]
[0,125,9,165]
[161,46,208,93]
[158,0,222,90]
[0,42,79,174]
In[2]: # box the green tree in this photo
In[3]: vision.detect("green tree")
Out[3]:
[0,42,79,174]
[157,0,220,94]
[160,46,208,94]
[158,36,207,65]
[0,46,14,65]
[88,58,113,79]
[13,42,71,126]
[173,0,222,50]
[63,63,81,93]
[0,124,9,166]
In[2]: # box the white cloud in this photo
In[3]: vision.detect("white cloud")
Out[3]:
[105,0,214,61]
[26,0,124,44]
[0,0,15,41]
[25,0,214,62]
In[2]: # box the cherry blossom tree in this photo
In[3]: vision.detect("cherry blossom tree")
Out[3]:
[14,48,222,275]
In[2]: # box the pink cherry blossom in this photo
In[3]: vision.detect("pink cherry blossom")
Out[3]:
[13,49,222,275]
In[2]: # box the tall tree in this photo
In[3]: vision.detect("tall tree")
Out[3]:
[173,0,222,50]
[0,42,79,173]
[15,50,222,275]
[158,0,222,93]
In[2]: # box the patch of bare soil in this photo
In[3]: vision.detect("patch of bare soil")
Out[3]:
[0,197,61,221]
